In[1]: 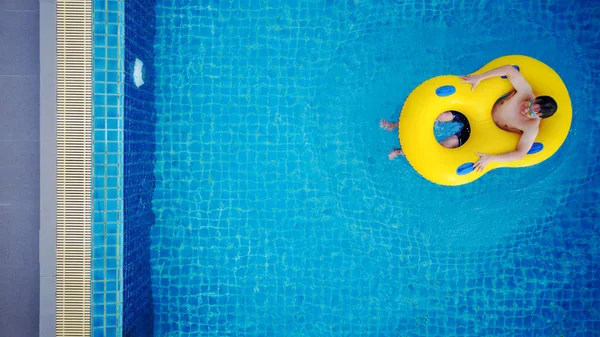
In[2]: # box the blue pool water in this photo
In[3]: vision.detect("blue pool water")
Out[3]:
[150,0,600,336]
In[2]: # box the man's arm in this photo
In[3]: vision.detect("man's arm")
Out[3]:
[461,65,534,97]
[492,126,539,162]
[474,125,539,171]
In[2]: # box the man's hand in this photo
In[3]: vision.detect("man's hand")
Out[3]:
[459,75,482,91]
[474,153,494,172]
[460,65,533,97]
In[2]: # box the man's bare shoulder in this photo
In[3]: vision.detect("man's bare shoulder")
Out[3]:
[507,90,534,103]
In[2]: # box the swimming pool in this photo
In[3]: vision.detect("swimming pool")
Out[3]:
[95,0,600,336]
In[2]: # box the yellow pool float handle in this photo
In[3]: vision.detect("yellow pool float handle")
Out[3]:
[399,55,572,186]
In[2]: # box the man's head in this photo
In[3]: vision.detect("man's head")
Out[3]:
[523,96,558,119]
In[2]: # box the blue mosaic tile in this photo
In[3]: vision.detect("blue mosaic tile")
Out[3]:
[106,315,117,326]
[107,84,118,95]
[105,95,117,107]
[94,72,106,82]
[93,35,106,47]
[107,24,119,35]
[107,12,119,24]
[94,12,106,22]
[93,328,104,337]
[106,118,119,129]
[94,0,105,9]
[107,36,119,47]
[107,1,118,12]
[93,95,105,106]
[93,24,106,35]
[107,47,117,59]
[106,71,118,83]
[94,84,106,96]
[92,0,124,336]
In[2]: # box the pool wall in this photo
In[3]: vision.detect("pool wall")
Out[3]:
[122,0,157,335]
[91,0,156,336]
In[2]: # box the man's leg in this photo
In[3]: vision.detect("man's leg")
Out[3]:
[382,111,453,131]
[385,111,458,160]
[389,135,457,160]
[437,111,455,122]
[440,135,460,148]
[380,119,398,130]
[388,148,404,160]
[379,111,454,131]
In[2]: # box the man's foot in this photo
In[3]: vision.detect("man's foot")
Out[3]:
[388,148,404,160]
[380,119,398,131]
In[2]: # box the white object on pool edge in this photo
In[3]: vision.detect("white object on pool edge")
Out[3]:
[133,58,144,88]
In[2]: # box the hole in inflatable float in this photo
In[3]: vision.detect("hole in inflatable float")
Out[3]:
[433,110,471,149]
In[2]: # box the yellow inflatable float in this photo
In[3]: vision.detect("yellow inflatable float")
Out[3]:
[398,55,572,186]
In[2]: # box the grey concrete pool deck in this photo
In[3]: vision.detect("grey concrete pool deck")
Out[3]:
[0,0,56,336]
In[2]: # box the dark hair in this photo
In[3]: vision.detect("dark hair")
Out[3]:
[534,96,558,118]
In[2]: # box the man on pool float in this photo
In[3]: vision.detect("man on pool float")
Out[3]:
[381,64,557,172]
